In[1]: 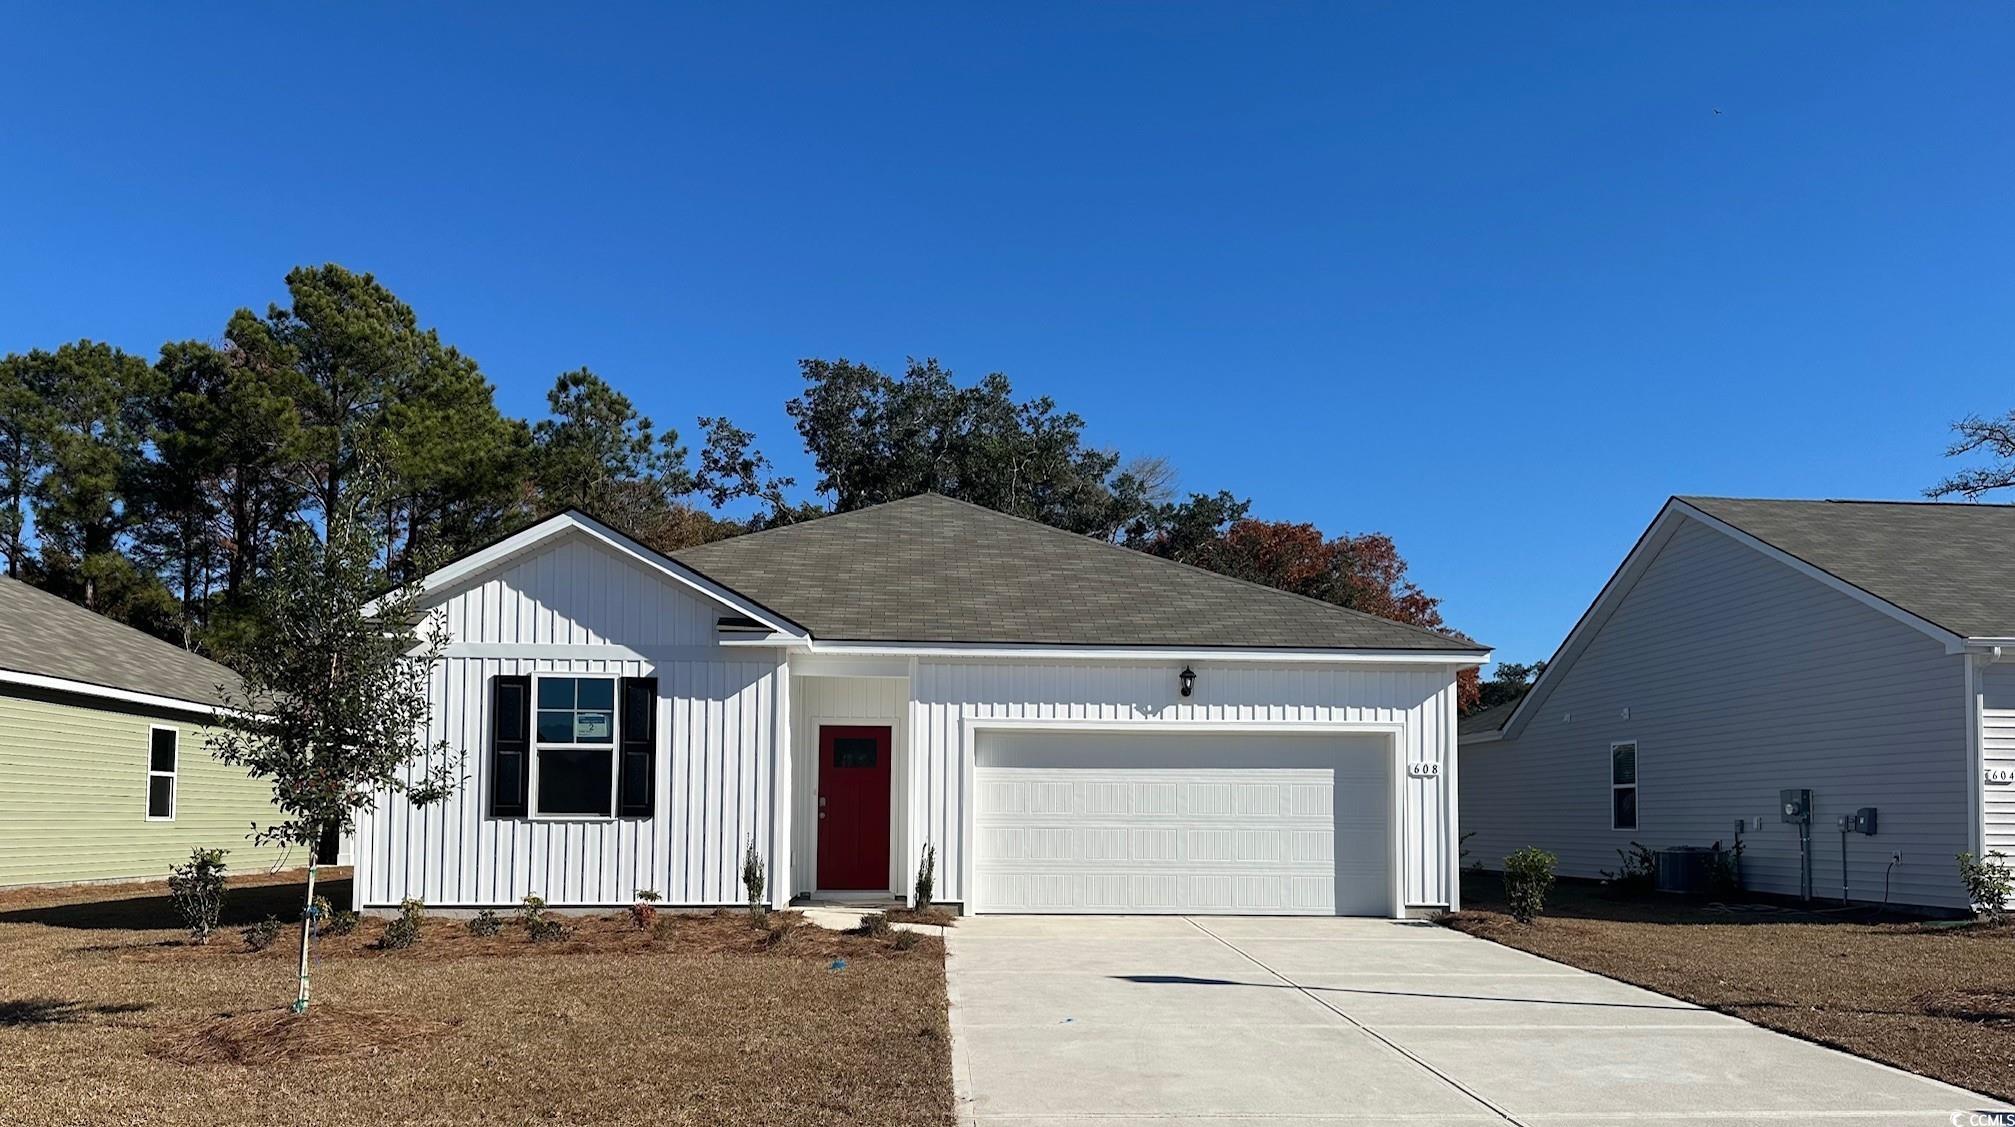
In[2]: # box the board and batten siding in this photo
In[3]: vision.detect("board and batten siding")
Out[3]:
[1979,663,2015,859]
[909,659,1459,908]
[0,690,290,887]
[356,531,783,909]
[1461,516,1972,910]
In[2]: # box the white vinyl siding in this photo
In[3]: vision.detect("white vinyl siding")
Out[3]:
[356,531,782,909]
[910,659,1459,908]
[1978,663,2015,858]
[1462,516,1972,910]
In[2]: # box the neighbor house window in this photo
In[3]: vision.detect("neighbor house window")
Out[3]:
[533,675,617,817]
[146,727,178,820]
[1611,741,1638,830]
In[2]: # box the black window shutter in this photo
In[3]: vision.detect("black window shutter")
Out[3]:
[618,676,658,817]
[490,675,531,818]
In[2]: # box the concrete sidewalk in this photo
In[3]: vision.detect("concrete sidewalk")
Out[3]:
[945,915,2013,1126]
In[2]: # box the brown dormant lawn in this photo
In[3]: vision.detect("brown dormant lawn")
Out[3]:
[1446,873,2015,1103]
[0,871,952,1126]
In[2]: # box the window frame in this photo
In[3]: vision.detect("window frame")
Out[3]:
[1609,740,1638,831]
[145,724,179,822]
[528,672,620,821]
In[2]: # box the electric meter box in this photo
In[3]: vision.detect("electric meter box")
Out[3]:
[1780,788,1812,824]
[1853,807,1878,835]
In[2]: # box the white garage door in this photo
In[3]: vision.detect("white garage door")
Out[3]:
[973,731,1393,916]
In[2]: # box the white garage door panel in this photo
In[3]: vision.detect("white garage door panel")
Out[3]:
[974,735,1392,916]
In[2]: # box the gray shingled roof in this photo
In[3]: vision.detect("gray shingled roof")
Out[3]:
[0,576,242,708]
[1458,697,1519,738]
[1680,496,2015,640]
[672,494,1482,651]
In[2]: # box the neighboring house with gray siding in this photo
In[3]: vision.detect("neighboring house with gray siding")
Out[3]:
[1461,497,2015,913]
[0,577,291,887]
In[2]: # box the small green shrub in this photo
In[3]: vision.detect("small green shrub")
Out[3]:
[892,927,922,951]
[1957,850,2013,923]
[466,909,503,937]
[1706,838,1745,898]
[377,898,425,950]
[858,911,893,939]
[748,904,770,931]
[309,894,334,932]
[517,895,547,929]
[322,910,359,937]
[629,890,661,930]
[167,848,230,944]
[527,916,570,944]
[1602,842,1657,896]
[914,842,936,908]
[241,916,282,952]
[742,838,766,919]
[1502,847,1558,924]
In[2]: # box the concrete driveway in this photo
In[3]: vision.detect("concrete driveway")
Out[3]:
[946,915,2013,1126]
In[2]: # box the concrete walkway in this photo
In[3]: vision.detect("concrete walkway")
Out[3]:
[945,915,2013,1126]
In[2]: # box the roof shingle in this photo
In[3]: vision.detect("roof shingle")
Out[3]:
[0,576,242,708]
[1679,496,2015,639]
[672,494,1481,651]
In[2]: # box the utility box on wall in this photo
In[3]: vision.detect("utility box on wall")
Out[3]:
[1852,806,1878,835]
[1780,788,1812,824]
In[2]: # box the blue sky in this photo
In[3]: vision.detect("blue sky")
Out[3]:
[2,4,2010,668]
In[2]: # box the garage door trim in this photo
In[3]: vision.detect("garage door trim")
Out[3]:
[958,718,1409,919]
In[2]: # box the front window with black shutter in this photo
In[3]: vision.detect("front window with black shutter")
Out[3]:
[533,675,617,817]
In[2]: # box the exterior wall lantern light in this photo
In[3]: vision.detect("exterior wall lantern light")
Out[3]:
[1179,665,1196,697]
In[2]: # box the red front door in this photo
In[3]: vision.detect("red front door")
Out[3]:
[817,725,892,891]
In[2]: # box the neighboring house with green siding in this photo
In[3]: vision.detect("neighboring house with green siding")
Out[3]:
[0,576,293,887]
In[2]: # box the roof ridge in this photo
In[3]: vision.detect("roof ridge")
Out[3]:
[1679,494,2015,510]
[669,493,946,559]
[915,493,1481,649]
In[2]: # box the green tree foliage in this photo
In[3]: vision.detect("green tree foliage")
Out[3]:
[0,351,51,578]
[228,264,528,577]
[206,480,454,1009]
[23,341,162,612]
[786,357,1159,537]
[528,368,749,552]
[1472,660,1546,714]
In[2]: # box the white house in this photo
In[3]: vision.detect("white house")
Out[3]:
[354,494,1487,917]
[1461,496,2015,912]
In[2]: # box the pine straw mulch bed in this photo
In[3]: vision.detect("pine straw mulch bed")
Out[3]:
[1444,873,2015,1103]
[0,875,952,1127]
[886,905,959,927]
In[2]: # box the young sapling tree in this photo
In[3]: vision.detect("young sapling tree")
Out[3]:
[208,491,455,1013]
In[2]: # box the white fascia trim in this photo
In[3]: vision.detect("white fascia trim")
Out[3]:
[1671,499,1965,652]
[382,512,809,640]
[734,638,1490,666]
[0,668,220,717]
